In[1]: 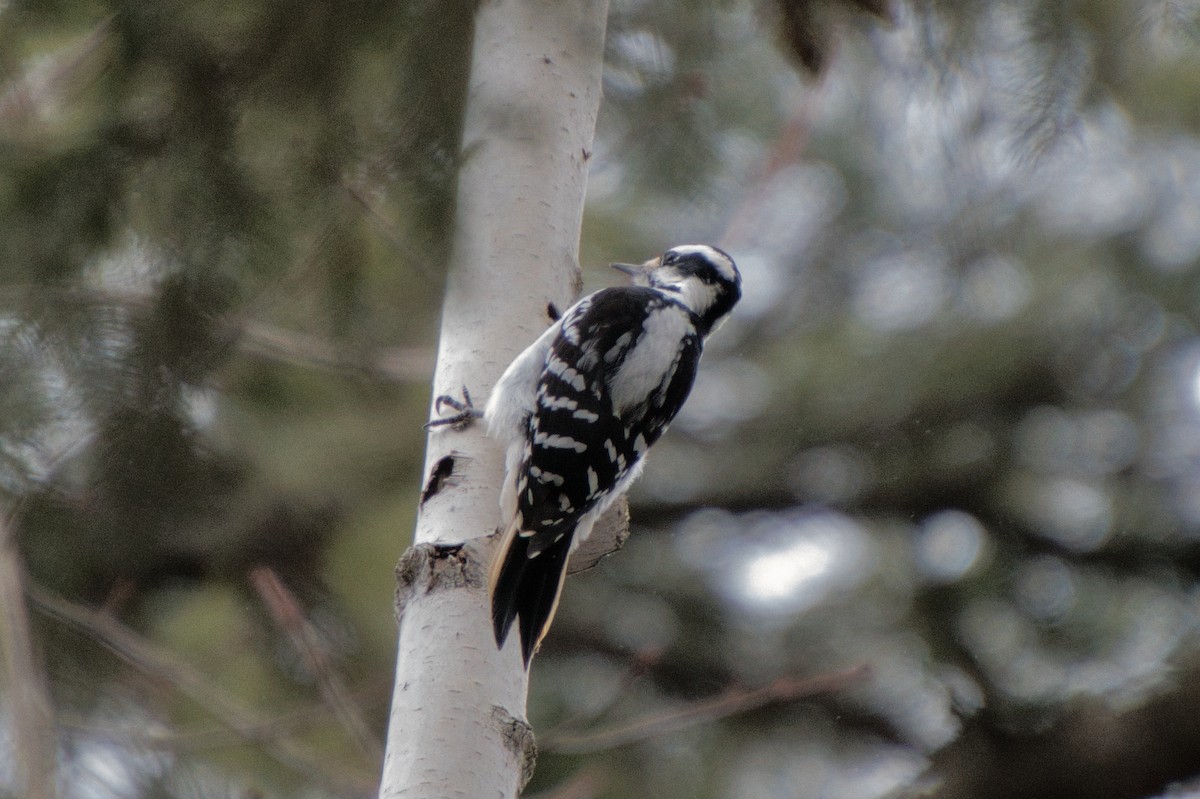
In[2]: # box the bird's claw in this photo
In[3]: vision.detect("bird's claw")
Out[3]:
[434,386,473,415]
[425,385,483,430]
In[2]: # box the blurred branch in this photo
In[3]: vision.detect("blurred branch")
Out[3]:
[60,676,389,753]
[0,283,155,311]
[0,512,58,799]
[24,581,377,796]
[249,566,383,763]
[341,179,441,283]
[540,663,870,754]
[240,320,432,382]
[0,283,432,383]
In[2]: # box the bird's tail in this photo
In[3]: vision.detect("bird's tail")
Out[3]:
[489,520,572,666]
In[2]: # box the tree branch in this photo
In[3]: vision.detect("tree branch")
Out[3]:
[25,581,376,796]
[540,664,870,755]
[239,320,431,382]
[0,512,58,799]
[249,566,384,763]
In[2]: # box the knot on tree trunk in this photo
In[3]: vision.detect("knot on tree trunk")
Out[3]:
[492,705,537,791]
[393,496,630,623]
[568,495,630,575]
[393,539,491,622]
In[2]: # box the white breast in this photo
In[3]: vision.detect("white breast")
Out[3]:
[608,306,693,415]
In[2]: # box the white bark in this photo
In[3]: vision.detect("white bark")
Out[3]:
[378,1,609,797]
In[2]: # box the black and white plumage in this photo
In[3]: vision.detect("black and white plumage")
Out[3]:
[483,244,741,665]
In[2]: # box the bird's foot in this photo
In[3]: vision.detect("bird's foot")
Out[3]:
[425,386,483,430]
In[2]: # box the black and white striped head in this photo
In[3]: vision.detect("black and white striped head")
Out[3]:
[612,244,741,334]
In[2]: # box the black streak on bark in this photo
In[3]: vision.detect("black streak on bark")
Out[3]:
[421,455,456,505]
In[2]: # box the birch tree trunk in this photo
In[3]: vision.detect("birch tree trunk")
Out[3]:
[378,1,609,797]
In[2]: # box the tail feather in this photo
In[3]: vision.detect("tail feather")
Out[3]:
[489,521,572,666]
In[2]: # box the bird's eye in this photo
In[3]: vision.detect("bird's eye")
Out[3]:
[662,251,680,266]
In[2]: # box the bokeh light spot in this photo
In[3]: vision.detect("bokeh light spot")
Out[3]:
[725,511,873,616]
[916,510,988,583]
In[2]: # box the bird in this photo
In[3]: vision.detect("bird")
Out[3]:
[431,244,741,665]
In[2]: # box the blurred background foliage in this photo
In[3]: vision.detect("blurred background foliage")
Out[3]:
[2,0,1200,797]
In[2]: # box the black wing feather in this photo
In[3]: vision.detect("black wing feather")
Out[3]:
[492,286,704,663]
[491,530,572,664]
[520,288,696,547]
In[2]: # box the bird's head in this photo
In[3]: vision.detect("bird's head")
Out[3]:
[612,244,741,334]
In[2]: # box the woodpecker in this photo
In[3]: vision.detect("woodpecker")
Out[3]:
[431,245,741,665]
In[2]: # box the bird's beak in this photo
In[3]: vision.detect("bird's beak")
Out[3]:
[610,262,645,278]
[610,256,661,283]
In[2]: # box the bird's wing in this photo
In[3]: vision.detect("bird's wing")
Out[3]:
[516,287,699,554]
